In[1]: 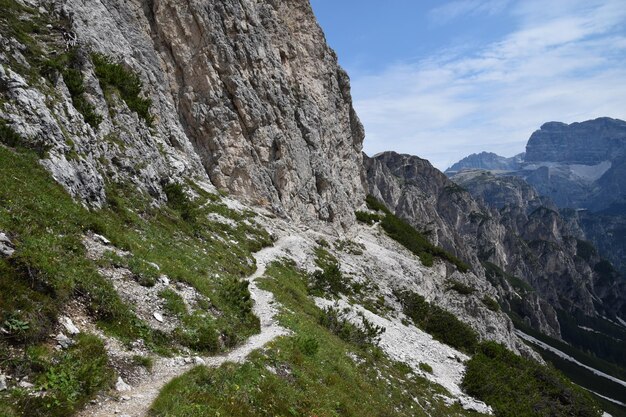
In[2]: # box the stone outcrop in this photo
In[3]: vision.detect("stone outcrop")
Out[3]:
[2,0,364,226]
[525,118,626,165]
[366,151,626,336]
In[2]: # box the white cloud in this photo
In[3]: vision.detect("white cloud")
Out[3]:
[354,0,626,170]
[429,0,512,23]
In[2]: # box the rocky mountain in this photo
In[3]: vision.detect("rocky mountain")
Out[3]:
[367,152,626,334]
[446,151,523,174]
[446,117,626,276]
[0,0,623,416]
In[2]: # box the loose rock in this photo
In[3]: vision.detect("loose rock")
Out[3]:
[60,316,80,335]
[115,377,132,392]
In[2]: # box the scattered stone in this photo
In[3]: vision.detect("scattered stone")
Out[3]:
[93,233,111,245]
[193,356,206,365]
[158,275,170,286]
[55,332,74,349]
[147,261,160,271]
[0,374,7,391]
[120,395,131,401]
[183,357,192,364]
[60,316,80,335]
[0,232,15,257]
[115,377,132,392]
[153,312,164,322]
[18,380,34,389]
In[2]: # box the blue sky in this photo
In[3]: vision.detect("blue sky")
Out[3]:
[309,0,626,170]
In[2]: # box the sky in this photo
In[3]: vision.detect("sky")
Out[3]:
[309,0,626,170]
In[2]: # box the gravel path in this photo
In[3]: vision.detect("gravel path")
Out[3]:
[77,239,290,417]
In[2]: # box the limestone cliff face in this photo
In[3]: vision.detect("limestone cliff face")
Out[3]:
[366,151,626,336]
[2,0,364,226]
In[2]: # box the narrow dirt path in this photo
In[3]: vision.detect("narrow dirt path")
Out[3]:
[78,239,289,417]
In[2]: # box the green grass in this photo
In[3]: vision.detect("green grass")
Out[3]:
[364,195,470,272]
[0,142,270,413]
[394,289,478,353]
[158,288,187,317]
[149,262,482,417]
[92,53,153,125]
[463,341,601,417]
[1,333,114,417]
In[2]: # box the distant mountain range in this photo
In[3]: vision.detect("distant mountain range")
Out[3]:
[446,117,626,276]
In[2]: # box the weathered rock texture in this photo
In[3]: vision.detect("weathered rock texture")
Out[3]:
[446,151,523,174]
[2,0,364,226]
[68,0,364,225]
[366,152,626,336]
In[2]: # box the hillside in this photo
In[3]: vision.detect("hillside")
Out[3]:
[0,0,621,416]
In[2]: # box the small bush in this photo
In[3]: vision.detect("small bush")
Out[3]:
[394,289,478,353]
[158,288,187,317]
[296,336,319,357]
[163,183,196,222]
[92,53,153,125]
[419,362,433,373]
[355,210,382,225]
[127,257,160,287]
[17,334,114,417]
[310,263,349,297]
[132,354,154,371]
[446,279,475,295]
[176,312,220,353]
[318,306,385,348]
[482,296,500,312]
[463,342,601,417]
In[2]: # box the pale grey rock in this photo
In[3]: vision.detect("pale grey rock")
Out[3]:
[55,332,74,349]
[0,232,14,257]
[18,380,34,389]
[0,374,6,391]
[193,356,205,365]
[60,316,80,335]
[115,377,132,392]
[49,0,365,226]
[152,312,163,323]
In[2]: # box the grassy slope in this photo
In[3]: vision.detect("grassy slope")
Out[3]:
[150,262,480,417]
[0,142,270,415]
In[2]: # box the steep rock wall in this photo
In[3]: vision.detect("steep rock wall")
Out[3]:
[63,0,364,225]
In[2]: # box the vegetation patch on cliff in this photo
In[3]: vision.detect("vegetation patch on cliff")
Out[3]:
[394,289,478,353]
[361,195,470,272]
[463,341,601,417]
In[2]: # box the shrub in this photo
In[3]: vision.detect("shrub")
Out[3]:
[132,355,154,371]
[16,334,114,417]
[419,362,433,373]
[463,342,601,417]
[394,289,478,353]
[158,288,187,317]
[482,296,500,312]
[355,210,382,225]
[318,306,385,348]
[163,183,196,222]
[446,279,475,295]
[92,53,153,125]
[310,263,349,297]
[296,336,319,357]
[176,312,220,353]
